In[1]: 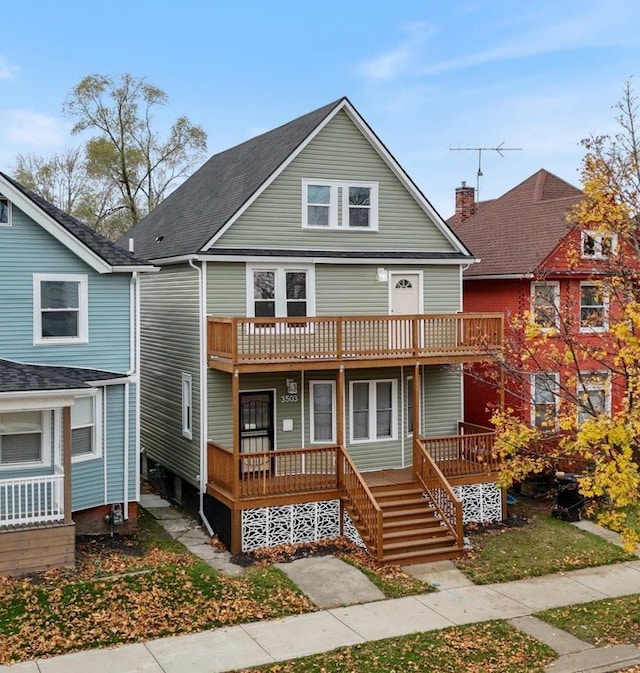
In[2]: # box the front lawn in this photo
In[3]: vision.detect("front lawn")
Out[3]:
[232,621,556,673]
[454,500,634,584]
[0,511,313,665]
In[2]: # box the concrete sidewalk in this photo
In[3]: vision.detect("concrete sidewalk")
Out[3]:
[4,559,640,673]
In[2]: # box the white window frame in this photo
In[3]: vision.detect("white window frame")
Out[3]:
[349,379,398,444]
[181,373,193,439]
[0,196,12,227]
[531,281,560,330]
[301,179,379,231]
[309,380,336,444]
[406,375,414,437]
[579,282,608,333]
[246,264,316,320]
[0,410,52,471]
[577,371,611,424]
[530,373,560,430]
[71,391,102,463]
[33,273,89,345]
[581,230,617,259]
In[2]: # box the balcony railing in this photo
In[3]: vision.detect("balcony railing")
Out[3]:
[208,313,503,367]
[0,474,65,527]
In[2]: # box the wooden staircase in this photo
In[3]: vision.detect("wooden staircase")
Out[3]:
[368,479,463,565]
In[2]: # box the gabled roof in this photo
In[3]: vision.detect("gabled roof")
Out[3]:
[450,169,583,278]
[0,172,154,273]
[0,359,125,394]
[122,98,472,262]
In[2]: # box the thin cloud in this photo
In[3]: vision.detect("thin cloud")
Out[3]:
[0,55,17,80]
[355,22,436,82]
[422,3,640,76]
[1,110,67,148]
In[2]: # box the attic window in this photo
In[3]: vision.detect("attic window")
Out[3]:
[581,231,616,259]
[155,235,164,243]
[0,196,11,226]
[302,179,378,231]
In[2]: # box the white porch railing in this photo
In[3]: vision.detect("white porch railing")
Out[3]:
[0,474,65,527]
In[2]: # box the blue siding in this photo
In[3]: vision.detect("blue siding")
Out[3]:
[105,384,126,504]
[0,204,131,371]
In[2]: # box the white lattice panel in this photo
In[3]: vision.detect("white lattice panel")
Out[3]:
[343,510,367,549]
[241,499,341,552]
[453,483,502,523]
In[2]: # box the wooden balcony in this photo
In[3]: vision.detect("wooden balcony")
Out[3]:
[208,313,503,372]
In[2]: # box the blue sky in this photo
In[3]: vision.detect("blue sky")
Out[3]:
[1,0,639,218]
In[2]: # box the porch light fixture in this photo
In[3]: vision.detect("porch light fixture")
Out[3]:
[286,378,298,394]
[376,267,388,282]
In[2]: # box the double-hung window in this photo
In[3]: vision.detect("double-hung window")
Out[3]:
[0,411,50,468]
[248,266,313,321]
[577,372,610,425]
[350,380,397,443]
[310,381,336,444]
[531,281,560,329]
[71,394,101,461]
[580,283,608,332]
[0,196,11,226]
[531,373,559,430]
[302,180,378,230]
[581,231,616,259]
[33,274,88,345]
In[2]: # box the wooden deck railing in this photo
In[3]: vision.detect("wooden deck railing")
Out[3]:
[418,429,500,479]
[413,440,463,547]
[207,442,340,500]
[0,474,65,527]
[208,313,503,366]
[338,446,384,561]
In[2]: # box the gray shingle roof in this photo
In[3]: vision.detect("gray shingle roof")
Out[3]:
[202,248,470,260]
[1,172,153,269]
[120,98,347,260]
[0,359,125,393]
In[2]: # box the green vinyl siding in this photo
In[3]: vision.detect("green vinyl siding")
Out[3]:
[0,204,131,371]
[206,262,246,315]
[212,110,455,253]
[139,265,201,487]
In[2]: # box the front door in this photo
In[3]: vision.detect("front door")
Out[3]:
[239,392,274,473]
[390,273,421,349]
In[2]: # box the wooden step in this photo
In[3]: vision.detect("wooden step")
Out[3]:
[383,533,455,553]
[370,486,424,498]
[383,517,442,532]
[381,545,463,565]
[383,526,447,543]
[383,505,436,519]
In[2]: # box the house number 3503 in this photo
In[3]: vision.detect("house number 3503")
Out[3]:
[280,394,298,403]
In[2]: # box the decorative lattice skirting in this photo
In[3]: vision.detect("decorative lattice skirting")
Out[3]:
[342,510,367,549]
[241,500,340,552]
[452,483,502,523]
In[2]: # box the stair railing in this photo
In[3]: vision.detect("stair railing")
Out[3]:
[413,439,464,547]
[338,446,384,561]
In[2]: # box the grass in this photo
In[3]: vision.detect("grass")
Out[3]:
[454,500,634,584]
[339,555,432,598]
[232,621,556,673]
[538,594,640,647]
[0,509,314,665]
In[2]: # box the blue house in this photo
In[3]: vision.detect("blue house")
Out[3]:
[0,173,155,575]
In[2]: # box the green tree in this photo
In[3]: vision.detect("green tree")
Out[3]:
[64,73,207,227]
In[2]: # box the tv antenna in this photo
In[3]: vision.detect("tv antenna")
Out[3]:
[450,142,522,204]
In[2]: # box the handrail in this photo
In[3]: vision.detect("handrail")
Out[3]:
[419,431,500,478]
[207,313,503,366]
[338,445,384,561]
[458,421,494,434]
[0,474,65,527]
[413,440,463,547]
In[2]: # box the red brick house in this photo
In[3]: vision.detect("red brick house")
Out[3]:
[450,169,626,434]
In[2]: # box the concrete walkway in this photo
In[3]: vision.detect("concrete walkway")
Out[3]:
[4,498,640,672]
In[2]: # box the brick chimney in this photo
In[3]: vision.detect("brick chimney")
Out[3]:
[453,181,476,224]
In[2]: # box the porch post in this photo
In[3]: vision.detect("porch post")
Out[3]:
[231,370,241,554]
[62,406,73,524]
[336,366,345,447]
[412,363,421,470]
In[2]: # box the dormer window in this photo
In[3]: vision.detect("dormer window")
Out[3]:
[581,231,616,259]
[302,179,378,231]
[0,196,11,226]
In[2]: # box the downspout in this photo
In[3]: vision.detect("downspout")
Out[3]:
[123,271,138,520]
[188,258,213,536]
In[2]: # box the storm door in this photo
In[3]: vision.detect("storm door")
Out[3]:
[239,392,274,473]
